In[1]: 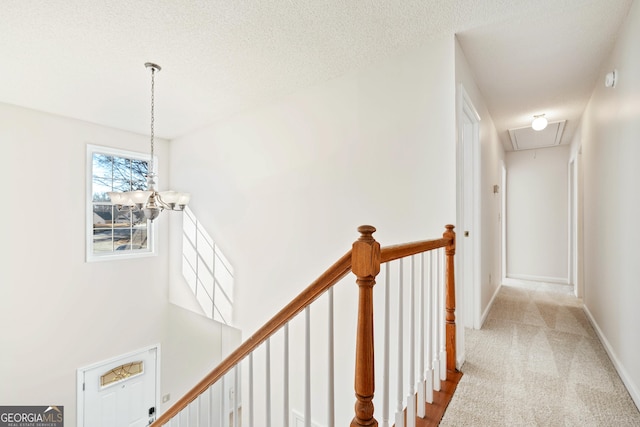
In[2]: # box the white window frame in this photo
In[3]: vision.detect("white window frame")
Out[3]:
[86,144,157,262]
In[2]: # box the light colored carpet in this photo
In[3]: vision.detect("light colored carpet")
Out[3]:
[440,283,640,426]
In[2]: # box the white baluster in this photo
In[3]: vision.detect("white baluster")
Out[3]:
[266,338,271,427]
[432,251,441,392]
[425,251,434,404]
[407,256,416,427]
[439,249,447,382]
[194,395,201,427]
[284,324,289,427]
[233,365,239,427]
[395,260,405,427]
[382,263,390,427]
[328,288,335,427]
[207,385,213,427]
[417,253,426,418]
[249,353,254,427]
[305,306,311,427]
[220,376,226,427]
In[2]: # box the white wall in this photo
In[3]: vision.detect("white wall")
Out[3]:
[162,304,241,414]
[455,38,505,331]
[572,0,640,407]
[0,103,237,425]
[506,145,570,283]
[169,36,457,424]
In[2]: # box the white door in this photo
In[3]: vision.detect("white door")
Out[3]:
[81,347,158,427]
[457,85,481,331]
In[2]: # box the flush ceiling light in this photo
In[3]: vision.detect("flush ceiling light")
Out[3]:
[108,63,190,222]
[532,114,548,131]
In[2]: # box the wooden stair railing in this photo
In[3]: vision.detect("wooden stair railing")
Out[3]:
[151,225,457,427]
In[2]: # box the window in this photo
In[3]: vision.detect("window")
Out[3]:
[86,145,156,261]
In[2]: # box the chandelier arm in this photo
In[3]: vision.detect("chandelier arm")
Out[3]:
[155,192,175,210]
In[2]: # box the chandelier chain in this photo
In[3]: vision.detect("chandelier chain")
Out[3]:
[149,66,155,177]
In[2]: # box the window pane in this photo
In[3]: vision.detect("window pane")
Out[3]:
[111,157,131,182]
[131,159,148,189]
[113,218,132,250]
[93,182,113,202]
[131,210,147,226]
[131,225,148,250]
[93,205,113,227]
[92,154,113,179]
[93,229,114,253]
[113,209,132,227]
[110,179,130,193]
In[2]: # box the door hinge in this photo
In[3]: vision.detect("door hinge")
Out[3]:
[83,383,85,391]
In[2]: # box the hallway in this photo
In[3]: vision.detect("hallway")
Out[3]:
[441,281,640,426]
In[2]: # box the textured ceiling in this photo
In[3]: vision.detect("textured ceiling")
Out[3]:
[0,0,633,141]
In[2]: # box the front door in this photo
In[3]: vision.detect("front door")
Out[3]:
[81,346,158,427]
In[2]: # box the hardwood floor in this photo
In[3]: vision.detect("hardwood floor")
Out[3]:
[415,370,463,427]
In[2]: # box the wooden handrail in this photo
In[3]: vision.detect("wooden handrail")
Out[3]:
[380,237,452,264]
[151,249,353,426]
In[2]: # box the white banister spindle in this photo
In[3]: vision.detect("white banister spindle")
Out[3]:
[266,338,271,427]
[305,306,311,427]
[249,353,254,427]
[382,263,391,427]
[439,249,447,382]
[284,324,290,427]
[432,250,441,392]
[193,397,200,427]
[220,376,226,427]
[406,256,417,427]
[208,385,213,427]
[425,251,434,404]
[328,288,335,427]
[417,253,426,418]
[395,260,405,427]
[235,366,240,427]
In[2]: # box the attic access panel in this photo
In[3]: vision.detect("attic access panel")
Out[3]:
[508,120,566,151]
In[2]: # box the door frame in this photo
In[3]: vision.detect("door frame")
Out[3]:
[569,146,583,298]
[501,162,507,282]
[76,344,161,427]
[456,84,482,334]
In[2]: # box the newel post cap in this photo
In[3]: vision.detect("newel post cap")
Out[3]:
[352,225,381,278]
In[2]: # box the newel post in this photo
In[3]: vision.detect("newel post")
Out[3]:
[351,225,381,427]
[444,224,457,373]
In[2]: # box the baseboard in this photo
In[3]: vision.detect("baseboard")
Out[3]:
[478,284,501,328]
[507,273,569,285]
[583,305,640,410]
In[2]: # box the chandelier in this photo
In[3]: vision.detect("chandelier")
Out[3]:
[108,62,190,222]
